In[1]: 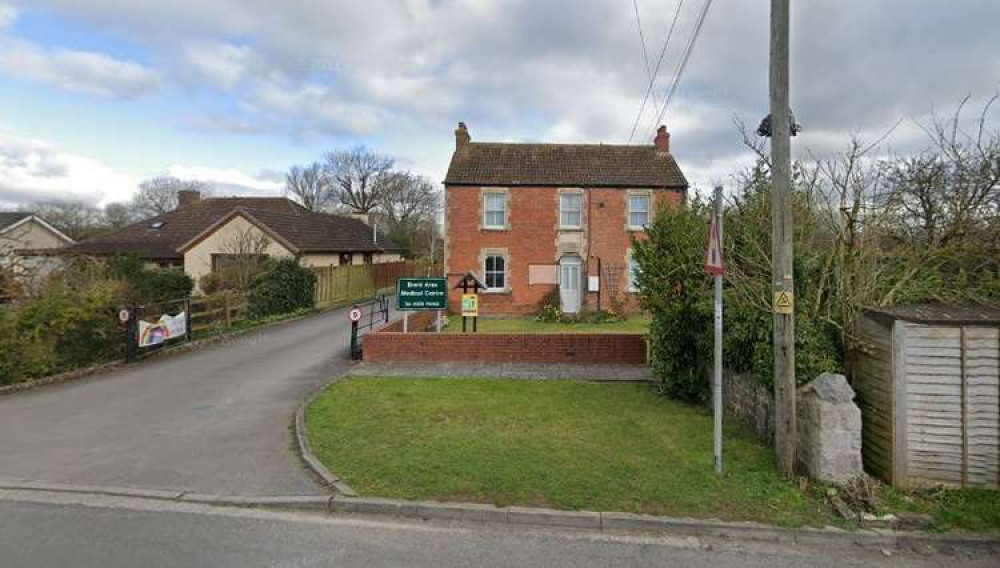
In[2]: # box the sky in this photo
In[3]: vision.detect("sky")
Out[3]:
[0,0,998,209]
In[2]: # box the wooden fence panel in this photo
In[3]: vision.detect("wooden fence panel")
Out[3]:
[311,260,441,308]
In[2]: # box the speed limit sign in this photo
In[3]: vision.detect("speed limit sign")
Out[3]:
[348,307,363,322]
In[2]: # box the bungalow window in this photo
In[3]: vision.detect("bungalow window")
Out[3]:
[483,192,507,229]
[559,193,583,228]
[484,254,506,291]
[628,194,651,229]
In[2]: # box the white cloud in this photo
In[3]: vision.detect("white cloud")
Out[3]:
[0,131,139,207]
[0,38,159,98]
[182,41,251,89]
[167,164,283,196]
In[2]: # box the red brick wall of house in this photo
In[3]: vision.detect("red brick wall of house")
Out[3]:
[444,185,682,315]
[363,332,647,364]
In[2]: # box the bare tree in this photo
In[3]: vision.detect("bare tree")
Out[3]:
[130,177,209,219]
[103,202,134,229]
[214,226,272,292]
[375,172,441,230]
[323,147,394,213]
[21,200,104,240]
[285,162,330,211]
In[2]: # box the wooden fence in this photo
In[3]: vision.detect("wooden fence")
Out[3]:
[190,290,249,334]
[187,260,440,335]
[311,260,440,308]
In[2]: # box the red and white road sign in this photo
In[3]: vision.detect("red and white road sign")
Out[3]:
[705,214,724,276]
[348,307,363,322]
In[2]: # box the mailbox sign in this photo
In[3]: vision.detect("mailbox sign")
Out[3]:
[397,278,448,310]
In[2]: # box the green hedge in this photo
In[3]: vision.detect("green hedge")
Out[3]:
[249,257,316,319]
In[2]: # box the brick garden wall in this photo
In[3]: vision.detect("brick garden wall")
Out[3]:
[363,330,647,364]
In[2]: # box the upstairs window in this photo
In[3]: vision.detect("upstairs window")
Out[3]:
[485,254,506,290]
[628,194,651,229]
[483,192,507,229]
[559,193,583,228]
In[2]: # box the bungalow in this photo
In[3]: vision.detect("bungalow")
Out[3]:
[443,123,688,315]
[1,212,75,294]
[63,192,403,290]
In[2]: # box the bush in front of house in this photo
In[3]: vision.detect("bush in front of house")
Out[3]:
[107,255,193,303]
[248,257,316,319]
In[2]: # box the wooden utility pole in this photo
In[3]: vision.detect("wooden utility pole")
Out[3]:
[770,0,796,478]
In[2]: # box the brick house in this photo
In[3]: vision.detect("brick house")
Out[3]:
[443,123,687,316]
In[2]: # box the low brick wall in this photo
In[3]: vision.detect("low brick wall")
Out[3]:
[363,330,647,364]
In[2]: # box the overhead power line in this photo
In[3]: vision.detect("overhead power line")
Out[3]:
[631,0,659,111]
[626,0,686,144]
[647,0,714,138]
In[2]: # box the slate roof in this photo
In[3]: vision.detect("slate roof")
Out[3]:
[444,142,688,188]
[66,197,403,260]
[0,212,29,231]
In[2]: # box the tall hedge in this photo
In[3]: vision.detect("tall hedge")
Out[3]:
[632,198,714,402]
[249,257,316,318]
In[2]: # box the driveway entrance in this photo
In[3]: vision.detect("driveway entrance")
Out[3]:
[0,302,394,496]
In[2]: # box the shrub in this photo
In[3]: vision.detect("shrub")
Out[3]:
[106,255,193,303]
[248,257,316,319]
[633,198,714,402]
[0,277,125,384]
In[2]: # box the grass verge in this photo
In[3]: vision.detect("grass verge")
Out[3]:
[306,377,1000,532]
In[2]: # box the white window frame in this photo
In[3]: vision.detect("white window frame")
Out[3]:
[559,192,583,229]
[627,250,640,292]
[482,191,507,230]
[484,253,507,292]
[628,192,651,230]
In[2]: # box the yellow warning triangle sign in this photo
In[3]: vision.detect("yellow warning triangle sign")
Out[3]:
[774,291,793,314]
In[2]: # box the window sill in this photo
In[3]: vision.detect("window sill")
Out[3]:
[558,226,584,232]
[483,288,511,295]
[627,226,647,232]
[480,226,509,232]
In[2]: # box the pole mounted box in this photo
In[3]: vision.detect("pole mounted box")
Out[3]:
[397,277,448,310]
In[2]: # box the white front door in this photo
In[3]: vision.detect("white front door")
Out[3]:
[559,257,582,314]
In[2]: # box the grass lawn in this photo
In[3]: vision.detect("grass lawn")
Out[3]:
[442,314,651,334]
[307,378,1000,531]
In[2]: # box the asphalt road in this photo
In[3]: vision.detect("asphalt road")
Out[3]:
[0,303,394,496]
[2,490,991,568]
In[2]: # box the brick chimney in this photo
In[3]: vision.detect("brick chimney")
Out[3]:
[455,121,470,150]
[177,190,201,208]
[654,125,670,152]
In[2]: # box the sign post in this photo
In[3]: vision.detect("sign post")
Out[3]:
[397,277,447,333]
[705,186,726,475]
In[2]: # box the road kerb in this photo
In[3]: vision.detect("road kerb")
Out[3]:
[0,479,184,501]
[1,481,998,551]
[178,493,333,511]
[293,385,358,497]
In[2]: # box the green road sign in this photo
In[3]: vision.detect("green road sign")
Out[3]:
[397,277,448,310]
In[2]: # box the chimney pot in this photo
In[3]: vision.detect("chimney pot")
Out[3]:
[177,190,201,208]
[654,125,670,152]
[455,121,470,150]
